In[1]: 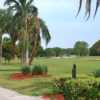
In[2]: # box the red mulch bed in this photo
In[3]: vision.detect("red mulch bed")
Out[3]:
[10,73,49,80]
[42,94,64,100]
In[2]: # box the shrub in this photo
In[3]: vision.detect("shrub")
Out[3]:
[93,69,100,77]
[53,78,100,100]
[21,66,31,75]
[32,65,48,75]
[42,65,48,74]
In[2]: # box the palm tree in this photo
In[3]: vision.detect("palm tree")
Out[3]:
[5,0,51,66]
[77,0,100,19]
[29,18,51,65]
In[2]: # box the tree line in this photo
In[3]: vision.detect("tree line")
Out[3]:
[2,38,100,62]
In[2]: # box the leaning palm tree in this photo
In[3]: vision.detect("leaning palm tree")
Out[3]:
[28,18,51,65]
[77,0,100,19]
[5,0,51,66]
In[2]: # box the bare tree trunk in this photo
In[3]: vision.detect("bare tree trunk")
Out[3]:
[0,43,2,64]
[0,34,2,64]
[26,43,29,65]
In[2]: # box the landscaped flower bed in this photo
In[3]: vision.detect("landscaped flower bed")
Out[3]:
[10,73,49,80]
[42,94,64,100]
[10,65,49,80]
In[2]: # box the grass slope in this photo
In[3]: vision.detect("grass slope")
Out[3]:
[0,56,100,96]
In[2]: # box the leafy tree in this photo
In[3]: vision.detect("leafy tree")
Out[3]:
[0,9,13,64]
[65,48,74,56]
[90,40,100,56]
[36,46,46,57]
[74,41,89,56]
[2,38,14,63]
[45,48,55,57]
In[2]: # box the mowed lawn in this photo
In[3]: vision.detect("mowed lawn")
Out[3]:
[0,56,100,96]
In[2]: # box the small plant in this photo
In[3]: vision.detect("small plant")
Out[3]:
[21,66,31,75]
[93,69,100,77]
[42,65,48,74]
[32,65,43,75]
[31,65,48,75]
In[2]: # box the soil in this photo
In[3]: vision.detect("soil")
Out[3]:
[42,94,64,100]
[10,73,49,80]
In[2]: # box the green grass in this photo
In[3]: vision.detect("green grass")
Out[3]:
[0,56,100,96]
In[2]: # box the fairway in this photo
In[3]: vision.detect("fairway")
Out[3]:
[0,56,100,96]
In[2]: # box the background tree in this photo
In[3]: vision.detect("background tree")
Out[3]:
[36,46,46,57]
[90,40,100,56]
[65,48,74,56]
[0,9,13,64]
[74,41,89,56]
[2,37,14,63]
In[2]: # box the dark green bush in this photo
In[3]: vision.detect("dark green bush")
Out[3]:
[42,65,48,74]
[53,78,100,100]
[93,69,100,77]
[21,66,31,75]
[32,65,48,75]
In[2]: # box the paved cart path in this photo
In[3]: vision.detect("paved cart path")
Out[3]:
[0,87,45,100]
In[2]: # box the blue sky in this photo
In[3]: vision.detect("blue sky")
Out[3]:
[0,0,100,48]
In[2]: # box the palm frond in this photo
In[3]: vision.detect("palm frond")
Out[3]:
[4,0,19,6]
[85,0,91,20]
[94,0,100,17]
[78,0,100,19]
[29,5,38,16]
[39,19,51,45]
[27,0,34,6]
[76,0,82,16]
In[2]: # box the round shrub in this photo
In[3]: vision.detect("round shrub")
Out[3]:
[31,65,48,75]
[21,66,31,75]
[32,65,43,75]
[93,69,100,77]
[42,65,48,74]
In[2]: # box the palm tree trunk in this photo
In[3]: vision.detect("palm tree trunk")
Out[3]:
[26,40,29,65]
[29,45,36,65]
[21,17,30,66]
[29,17,40,65]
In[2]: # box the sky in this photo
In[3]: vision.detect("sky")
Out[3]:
[0,0,100,48]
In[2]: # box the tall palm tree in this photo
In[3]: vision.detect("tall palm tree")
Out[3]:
[77,0,100,19]
[5,0,51,66]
